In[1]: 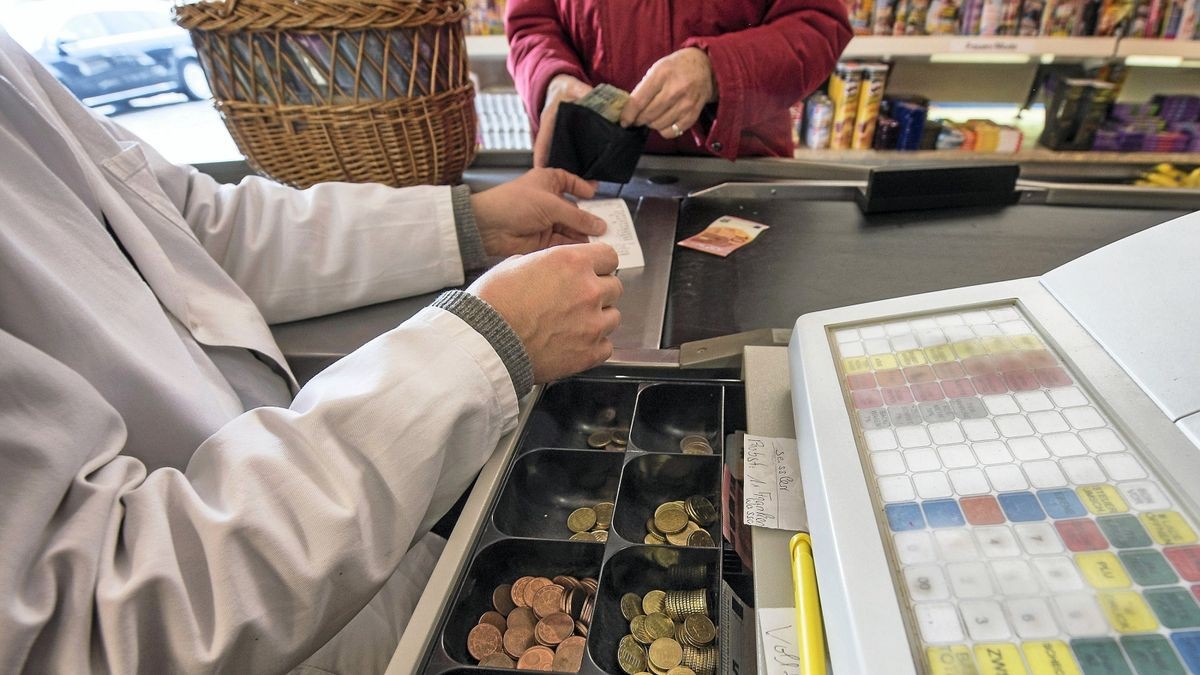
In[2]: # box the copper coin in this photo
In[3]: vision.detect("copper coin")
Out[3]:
[516,645,556,671]
[536,611,575,646]
[581,577,599,595]
[574,619,589,637]
[479,652,516,668]
[531,584,565,619]
[552,635,587,671]
[511,576,534,607]
[467,623,502,660]
[479,610,508,633]
[502,625,534,659]
[566,587,587,618]
[493,584,516,616]
[523,577,553,607]
[507,606,537,631]
[553,575,580,590]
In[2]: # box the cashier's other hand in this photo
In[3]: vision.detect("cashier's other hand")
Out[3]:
[471,167,606,256]
[533,73,593,168]
[620,47,715,139]
[470,242,622,383]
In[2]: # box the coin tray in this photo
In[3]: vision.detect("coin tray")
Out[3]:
[422,376,742,674]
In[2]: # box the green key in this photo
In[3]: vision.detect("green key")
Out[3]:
[1098,515,1153,548]
[1120,635,1186,675]
[1072,638,1134,675]
[1119,549,1179,586]
[1144,587,1200,628]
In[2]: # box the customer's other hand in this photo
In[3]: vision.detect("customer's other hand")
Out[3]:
[619,47,715,140]
[533,73,593,168]
[470,243,622,382]
[471,168,606,256]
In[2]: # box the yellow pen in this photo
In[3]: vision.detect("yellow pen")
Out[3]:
[789,532,826,675]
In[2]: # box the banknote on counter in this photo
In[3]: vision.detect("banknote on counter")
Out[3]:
[575,83,630,123]
[677,216,770,257]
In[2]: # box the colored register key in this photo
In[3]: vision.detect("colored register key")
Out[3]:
[1166,546,1200,581]
[1058,519,1110,552]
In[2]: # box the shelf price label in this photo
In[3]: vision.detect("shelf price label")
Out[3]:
[950,38,1024,53]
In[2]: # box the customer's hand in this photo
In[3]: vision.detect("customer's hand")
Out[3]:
[471,168,606,256]
[533,73,593,168]
[619,47,716,140]
[470,243,622,382]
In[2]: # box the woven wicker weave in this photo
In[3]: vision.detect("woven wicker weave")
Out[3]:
[174,0,476,188]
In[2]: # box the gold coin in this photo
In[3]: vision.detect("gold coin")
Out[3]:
[646,517,664,537]
[687,529,715,547]
[642,589,667,616]
[612,429,629,446]
[667,668,697,675]
[644,533,666,545]
[630,614,653,644]
[644,612,675,640]
[594,501,615,528]
[592,530,608,543]
[653,504,689,535]
[685,496,718,527]
[681,441,713,455]
[621,593,644,621]
[567,507,597,533]
[648,637,684,670]
[679,434,708,448]
[587,430,613,449]
[569,531,595,542]
[683,615,716,645]
[618,634,648,674]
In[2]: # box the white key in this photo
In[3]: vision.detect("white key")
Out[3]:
[993,560,1041,597]
[986,464,1029,491]
[1118,481,1171,511]
[999,319,1031,335]
[1079,428,1125,454]
[894,531,937,564]
[904,448,941,472]
[860,325,886,339]
[1100,453,1147,481]
[1015,390,1054,412]
[938,444,977,469]
[1024,460,1067,488]
[913,472,953,499]
[1033,556,1085,591]
[963,311,992,325]
[1029,410,1069,433]
[1064,406,1106,430]
[961,600,1012,641]
[865,338,892,355]
[1008,437,1050,461]
[1044,432,1087,457]
[891,334,919,352]
[885,321,912,336]
[944,325,975,342]
[972,324,1002,337]
[865,428,899,451]
[947,561,995,599]
[949,468,990,495]
[976,526,1021,558]
[1054,594,1108,637]
[936,314,966,327]
[915,603,964,643]
[916,329,948,347]
[835,328,859,343]
[878,476,915,502]
[1049,386,1089,408]
[1061,456,1106,484]
[935,529,979,562]
[973,441,1012,465]
[871,451,906,476]
[1007,599,1059,639]
[905,565,950,601]
[983,394,1020,416]
[962,419,1000,442]
[912,318,938,330]
[1014,522,1064,555]
[929,422,965,445]
[994,415,1035,438]
[989,307,1020,322]
[839,341,866,357]
[897,426,932,448]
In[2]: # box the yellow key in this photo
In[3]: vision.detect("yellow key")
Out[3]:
[925,344,957,363]
[843,356,871,374]
[1098,591,1159,633]
[897,349,928,367]
[1077,485,1128,515]
[927,645,979,675]
[1011,334,1043,351]
[1140,511,1199,545]
[975,643,1029,675]
[982,336,1016,354]
[1076,552,1132,589]
[1021,641,1081,675]
[952,339,986,359]
[869,354,899,371]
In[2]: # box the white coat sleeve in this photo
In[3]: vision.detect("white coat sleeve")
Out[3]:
[0,306,518,674]
[96,116,467,324]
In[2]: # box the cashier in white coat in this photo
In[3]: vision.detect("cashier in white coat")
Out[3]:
[0,31,622,674]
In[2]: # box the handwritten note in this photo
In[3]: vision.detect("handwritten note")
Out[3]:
[758,607,803,675]
[579,198,644,269]
[743,434,807,531]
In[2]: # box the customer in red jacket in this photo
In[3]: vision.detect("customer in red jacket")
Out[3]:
[507,0,852,166]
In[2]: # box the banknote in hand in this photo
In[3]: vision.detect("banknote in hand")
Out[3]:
[576,83,631,124]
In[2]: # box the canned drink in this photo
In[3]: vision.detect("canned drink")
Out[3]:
[805,94,834,149]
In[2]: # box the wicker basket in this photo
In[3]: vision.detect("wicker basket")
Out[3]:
[174,0,477,188]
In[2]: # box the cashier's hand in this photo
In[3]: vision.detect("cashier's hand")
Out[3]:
[620,47,716,140]
[470,243,622,382]
[533,73,593,168]
[471,168,606,256]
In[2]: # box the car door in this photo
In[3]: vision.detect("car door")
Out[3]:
[96,11,178,90]
[46,13,116,100]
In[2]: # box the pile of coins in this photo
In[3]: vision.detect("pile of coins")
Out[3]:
[679,434,713,455]
[467,575,597,671]
[616,588,718,675]
[567,502,614,542]
[644,496,718,547]
[587,429,629,451]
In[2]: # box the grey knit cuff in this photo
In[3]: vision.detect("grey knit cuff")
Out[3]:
[432,290,534,398]
[451,185,487,272]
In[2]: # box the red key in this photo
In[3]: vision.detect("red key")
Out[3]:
[961,496,1006,525]
[912,382,945,402]
[995,354,1026,371]
[852,389,884,409]
[963,356,996,376]
[1056,519,1109,551]
[904,365,935,384]
[847,373,877,390]
[1004,370,1041,391]
[876,369,906,387]
[1036,367,1073,388]
[882,386,914,406]
[1165,546,1200,581]
[973,373,1008,395]
[933,362,966,379]
[1023,350,1058,368]
[941,378,977,399]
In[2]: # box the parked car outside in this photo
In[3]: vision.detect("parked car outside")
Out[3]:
[2,0,211,111]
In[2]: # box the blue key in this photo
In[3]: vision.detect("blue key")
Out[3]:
[998,492,1045,522]
[1038,488,1088,519]
[1172,631,1200,674]
[885,503,925,531]
[922,499,966,528]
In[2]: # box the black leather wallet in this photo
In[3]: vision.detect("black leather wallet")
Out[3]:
[546,102,649,183]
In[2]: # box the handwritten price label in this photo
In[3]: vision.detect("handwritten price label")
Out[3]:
[742,435,807,531]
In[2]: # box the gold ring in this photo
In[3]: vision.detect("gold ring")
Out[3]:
[670,123,682,138]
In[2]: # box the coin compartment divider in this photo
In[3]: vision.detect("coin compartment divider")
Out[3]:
[423,376,741,674]
[492,449,624,540]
